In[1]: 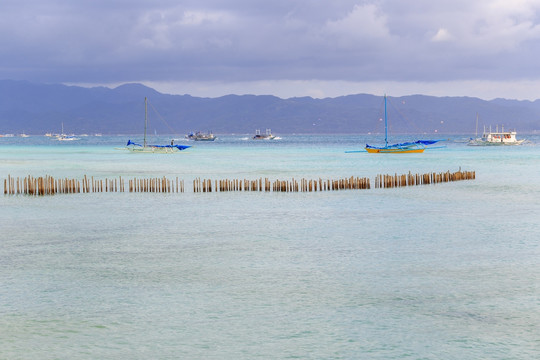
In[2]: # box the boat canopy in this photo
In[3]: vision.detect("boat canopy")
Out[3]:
[415,140,441,145]
[127,140,191,151]
[365,140,441,150]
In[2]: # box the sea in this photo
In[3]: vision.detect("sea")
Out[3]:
[1,134,539,359]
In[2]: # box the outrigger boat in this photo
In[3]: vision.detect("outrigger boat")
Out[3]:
[186,131,216,141]
[468,124,524,146]
[125,97,191,153]
[253,129,276,140]
[364,95,441,153]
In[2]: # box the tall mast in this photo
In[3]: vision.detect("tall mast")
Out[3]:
[384,94,388,147]
[475,113,478,138]
[144,97,148,148]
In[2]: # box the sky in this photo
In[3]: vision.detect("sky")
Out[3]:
[2,0,540,100]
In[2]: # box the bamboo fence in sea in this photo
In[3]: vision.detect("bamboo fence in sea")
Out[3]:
[3,170,475,196]
[374,170,475,188]
[192,176,370,193]
[3,175,184,195]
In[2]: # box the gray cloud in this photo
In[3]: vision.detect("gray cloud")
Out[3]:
[2,0,540,97]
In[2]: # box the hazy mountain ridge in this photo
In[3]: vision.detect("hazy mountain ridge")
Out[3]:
[1,80,539,135]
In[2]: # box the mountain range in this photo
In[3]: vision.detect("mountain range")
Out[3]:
[1,79,539,135]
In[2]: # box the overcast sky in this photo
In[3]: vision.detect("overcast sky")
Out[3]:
[2,0,540,99]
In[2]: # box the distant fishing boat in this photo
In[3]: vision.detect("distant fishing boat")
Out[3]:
[253,129,276,140]
[186,131,216,141]
[364,95,441,153]
[125,97,191,153]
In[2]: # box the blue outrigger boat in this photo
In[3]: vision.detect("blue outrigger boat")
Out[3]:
[126,97,191,153]
[364,95,441,153]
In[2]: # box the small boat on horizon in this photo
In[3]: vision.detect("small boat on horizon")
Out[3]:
[253,129,276,140]
[186,131,216,141]
[55,123,80,141]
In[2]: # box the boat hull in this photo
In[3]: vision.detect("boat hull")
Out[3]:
[127,146,180,154]
[126,144,190,153]
[468,139,524,146]
[365,147,425,153]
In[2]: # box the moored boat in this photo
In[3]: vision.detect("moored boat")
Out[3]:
[468,124,524,146]
[186,131,216,141]
[126,139,190,153]
[253,129,276,140]
[125,97,191,153]
[56,134,80,141]
[363,95,441,153]
[55,123,80,141]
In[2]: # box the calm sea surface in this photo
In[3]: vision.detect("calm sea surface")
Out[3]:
[1,134,539,359]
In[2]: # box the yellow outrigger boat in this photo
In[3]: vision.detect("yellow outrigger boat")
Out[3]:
[365,145,425,153]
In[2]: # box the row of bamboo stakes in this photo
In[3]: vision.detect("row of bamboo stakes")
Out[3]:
[374,170,476,188]
[193,176,370,193]
[3,175,185,195]
[3,170,475,196]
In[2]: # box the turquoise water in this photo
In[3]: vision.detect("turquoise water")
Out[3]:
[1,135,539,359]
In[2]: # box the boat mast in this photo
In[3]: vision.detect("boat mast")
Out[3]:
[144,97,148,148]
[475,113,478,138]
[384,94,388,148]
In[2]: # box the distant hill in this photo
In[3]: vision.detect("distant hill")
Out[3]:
[1,79,539,135]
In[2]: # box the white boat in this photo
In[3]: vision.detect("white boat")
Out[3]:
[253,129,276,140]
[125,97,191,153]
[55,123,80,141]
[56,134,80,141]
[468,124,524,146]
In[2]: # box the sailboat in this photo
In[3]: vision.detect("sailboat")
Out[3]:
[125,97,191,153]
[364,95,440,153]
[56,122,80,141]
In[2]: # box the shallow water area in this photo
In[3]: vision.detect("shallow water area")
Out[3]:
[1,134,539,359]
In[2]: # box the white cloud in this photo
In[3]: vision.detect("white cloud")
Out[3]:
[431,28,453,42]
[442,0,540,51]
[180,10,230,26]
[325,4,391,42]
[134,6,235,52]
